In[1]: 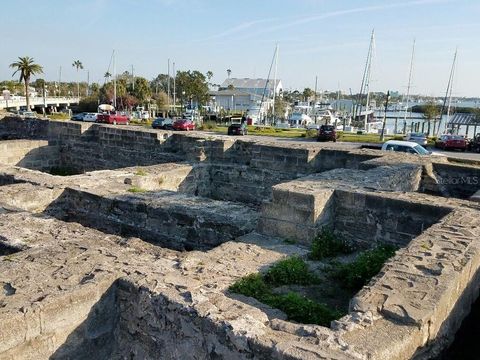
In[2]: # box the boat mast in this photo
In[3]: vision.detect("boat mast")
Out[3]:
[112,49,117,109]
[354,29,375,129]
[364,30,375,130]
[272,44,279,123]
[257,45,277,125]
[167,59,170,115]
[438,48,458,135]
[403,39,415,130]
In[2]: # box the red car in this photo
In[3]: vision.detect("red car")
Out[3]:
[317,125,337,142]
[435,134,467,151]
[173,119,195,131]
[96,112,130,125]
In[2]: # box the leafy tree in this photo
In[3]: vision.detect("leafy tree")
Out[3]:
[423,100,440,135]
[303,87,314,101]
[132,77,151,103]
[150,74,173,94]
[99,79,127,107]
[72,60,84,98]
[175,70,209,106]
[10,56,43,109]
[273,97,288,119]
[152,91,169,112]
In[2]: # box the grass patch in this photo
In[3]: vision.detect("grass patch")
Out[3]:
[331,244,397,291]
[337,132,394,143]
[127,186,147,193]
[310,228,354,260]
[229,270,342,326]
[264,256,319,286]
[269,292,344,326]
[48,113,70,120]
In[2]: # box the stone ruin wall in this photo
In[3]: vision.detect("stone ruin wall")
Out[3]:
[1,115,480,360]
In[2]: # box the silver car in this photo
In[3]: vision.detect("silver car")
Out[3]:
[405,132,427,146]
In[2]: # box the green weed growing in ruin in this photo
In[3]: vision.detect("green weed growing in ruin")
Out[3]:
[264,256,319,286]
[229,270,342,327]
[310,228,354,260]
[330,244,397,291]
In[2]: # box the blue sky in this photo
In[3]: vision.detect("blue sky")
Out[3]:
[1,0,479,96]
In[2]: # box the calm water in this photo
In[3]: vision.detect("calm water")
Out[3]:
[374,111,479,138]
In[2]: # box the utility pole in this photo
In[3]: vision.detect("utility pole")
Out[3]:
[167,59,170,116]
[380,91,390,141]
[314,75,318,123]
[113,49,117,109]
[131,64,135,91]
[86,70,90,97]
[59,66,62,96]
[173,61,176,115]
[272,44,278,124]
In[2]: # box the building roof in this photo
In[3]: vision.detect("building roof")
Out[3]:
[448,113,480,126]
[220,78,282,90]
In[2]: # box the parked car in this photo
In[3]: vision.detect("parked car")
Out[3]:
[381,140,442,156]
[317,125,337,142]
[152,117,174,130]
[227,122,247,136]
[71,112,86,121]
[172,119,195,131]
[468,134,480,153]
[404,132,428,146]
[435,134,467,151]
[82,113,98,122]
[21,111,37,118]
[96,112,130,125]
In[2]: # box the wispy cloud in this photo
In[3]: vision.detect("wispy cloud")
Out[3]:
[199,18,278,42]
[255,0,451,36]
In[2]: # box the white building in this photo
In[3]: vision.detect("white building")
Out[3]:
[219,78,283,98]
[209,89,272,113]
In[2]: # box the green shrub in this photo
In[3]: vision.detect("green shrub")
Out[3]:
[305,129,318,138]
[229,273,271,302]
[269,292,344,326]
[200,121,218,130]
[393,135,404,140]
[310,228,354,260]
[331,245,397,291]
[229,274,343,326]
[264,256,318,286]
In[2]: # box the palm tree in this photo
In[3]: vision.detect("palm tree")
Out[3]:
[227,69,231,79]
[72,60,84,98]
[104,71,112,83]
[10,56,43,110]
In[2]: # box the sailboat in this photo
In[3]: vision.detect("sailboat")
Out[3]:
[437,48,458,136]
[255,44,279,126]
[353,29,377,131]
